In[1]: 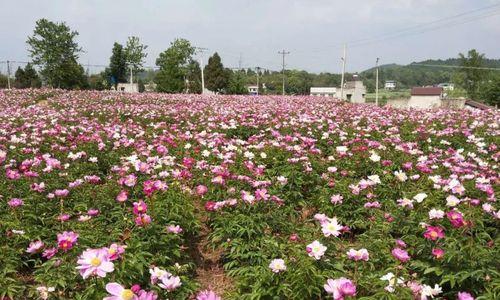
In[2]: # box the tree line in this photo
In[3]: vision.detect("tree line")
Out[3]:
[0,18,498,105]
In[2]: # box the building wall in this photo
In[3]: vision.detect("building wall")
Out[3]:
[386,98,409,108]
[441,98,465,109]
[408,95,441,109]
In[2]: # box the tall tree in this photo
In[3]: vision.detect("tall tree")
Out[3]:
[15,63,42,88]
[456,49,489,99]
[204,52,228,93]
[227,70,247,95]
[187,60,202,94]
[14,67,26,88]
[155,38,195,93]
[27,18,86,89]
[108,42,128,86]
[124,36,148,74]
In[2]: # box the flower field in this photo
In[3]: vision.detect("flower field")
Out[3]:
[0,89,498,300]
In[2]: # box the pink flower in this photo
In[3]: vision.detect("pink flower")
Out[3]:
[423,226,445,241]
[26,240,44,253]
[457,292,475,300]
[106,243,126,261]
[137,289,158,300]
[135,214,152,226]
[76,248,114,279]
[167,225,183,234]
[447,210,465,228]
[255,188,270,201]
[123,174,137,187]
[104,283,138,300]
[432,248,445,259]
[116,190,128,202]
[8,198,24,208]
[158,275,182,291]
[58,214,70,222]
[42,247,58,259]
[133,200,148,215]
[196,290,222,300]
[57,231,79,251]
[391,248,410,263]
[346,248,369,261]
[54,189,69,197]
[324,277,357,300]
[395,239,407,248]
[205,201,216,212]
[330,194,343,204]
[196,185,208,196]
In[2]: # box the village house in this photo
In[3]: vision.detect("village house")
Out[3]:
[385,80,396,90]
[407,86,444,108]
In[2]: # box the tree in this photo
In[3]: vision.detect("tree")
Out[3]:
[124,36,148,74]
[187,60,202,94]
[456,49,489,100]
[478,75,500,106]
[204,52,229,93]
[108,42,128,86]
[227,70,247,95]
[27,18,87,89]
[155,38,195,93]
[14,63,41,88]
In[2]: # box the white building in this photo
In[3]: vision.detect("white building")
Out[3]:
[407,87,443,109]
[116,83,139,93]
[438,83,455,91]
[340,77,366,103]
[310,87,337,97]
[385,80,396,90]
[247,85,259,95]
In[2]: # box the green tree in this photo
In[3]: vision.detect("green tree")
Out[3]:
[478,75,500,106]
[24,63,41,88]
[187,60,202,94]
[456,49,489,99]
[14,67,26,88]
[108,42,128,86]
[227,70,247,95]
[155,38,195,93]
[124,36,148,74]
[27,18,86,89]
[204,52,228,93]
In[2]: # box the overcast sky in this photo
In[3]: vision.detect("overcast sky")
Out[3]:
[1,0,499,73]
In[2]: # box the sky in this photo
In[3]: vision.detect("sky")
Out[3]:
[1,0,499,74]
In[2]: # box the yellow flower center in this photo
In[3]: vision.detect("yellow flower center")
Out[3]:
[90,257,101,267]
[430,231,438,239]
[121,289,134,300]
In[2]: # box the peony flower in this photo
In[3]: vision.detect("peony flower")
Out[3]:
[324,277,356,300]
[106,243,126,261]
[391,248,410,263]
[149,267,171,284]
[269,258,287,273]
[330,194,343,204]
[394,170,407,182]
[133,200,148,215]
[431,248,445,259]
[104,282,138,300]
[428,209,445,219]
[57,231,79,251]
[423,226,445,241]
[158,274,182,291]
[8,198,24,208]
[116,190,128,202]
[26,240,44,253]
[306,240,327,260]
[135,214,152,226]
[76,248,114,279]
[42,247,58,259]
[196,290,221,300]
[413,193,428,203]
[457,291,475,300]
[196,184,208,196]
[346,248,369,261]
[167,225,183,234]
[447,210,465,228]
[321,218,343,237]
[421,284,442,299]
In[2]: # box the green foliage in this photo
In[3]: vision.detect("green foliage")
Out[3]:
[227,70,247,95]
[27,18,87,89]
[155,38,195,93]
[456,49,489,100]
[108,42,128,86]
[204,52,229,93]
[124,36,148,73]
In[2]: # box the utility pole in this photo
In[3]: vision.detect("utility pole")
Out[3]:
[375,57,380,106]
[340,44,346,100]
[278,50,290,96]
[7,60,11,89]
[255,67,261,95]
[195,47,208,94]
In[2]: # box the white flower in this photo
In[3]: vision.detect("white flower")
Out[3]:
[260,152,267,159]
[367,174,381,184]
[394,170,408,182]
[306,240,327,260]
[420,284,442,299]
[269,259,286,273]
[89,157,98,163]
[413,193,428,203]
[446,195,460,207]
[277,176,288,185]
[428,209,445,219]
[244,151,255,159]
[202,150,210,157]
[184,143,191,149]
[321,218,343,237]
[369,151,381,162]
[336,146,348,153]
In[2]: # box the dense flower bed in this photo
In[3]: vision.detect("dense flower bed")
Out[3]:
[0,89,498,299]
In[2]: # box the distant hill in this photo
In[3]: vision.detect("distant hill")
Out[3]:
[360,58,500,92]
